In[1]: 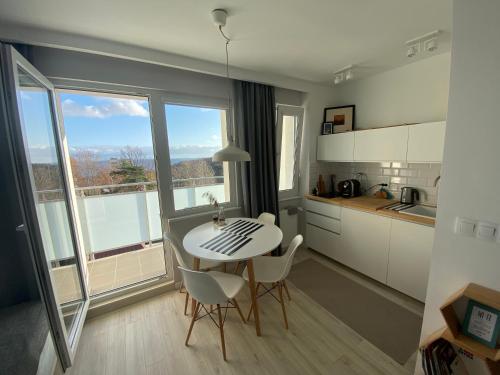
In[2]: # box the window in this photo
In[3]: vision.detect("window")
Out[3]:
[164,103,233,211]
[57,89,167,296]
[277,105,304,198]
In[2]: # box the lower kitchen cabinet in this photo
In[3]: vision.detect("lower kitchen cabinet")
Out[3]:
[306,224,343,261]
[341,208,392,284]
[387,220,434,302]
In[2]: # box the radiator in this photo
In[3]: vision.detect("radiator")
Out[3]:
[279,206,300,247]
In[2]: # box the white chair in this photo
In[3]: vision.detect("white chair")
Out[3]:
[233,212,276,274]
[242,234,303,329]
[164,231,222,315]
[179,266,246,361]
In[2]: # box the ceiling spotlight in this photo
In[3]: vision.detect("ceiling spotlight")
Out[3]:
[407,44,419,58]
[424,38,438,52]
[334,74,343,85]
[345,69,354,81]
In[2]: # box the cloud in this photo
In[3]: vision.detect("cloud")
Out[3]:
[62,98,149,118]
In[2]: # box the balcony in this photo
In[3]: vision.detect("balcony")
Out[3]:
[42,178,226,301]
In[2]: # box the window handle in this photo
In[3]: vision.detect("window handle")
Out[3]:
[16,224,25,232]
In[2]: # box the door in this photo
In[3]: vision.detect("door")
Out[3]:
[317,132,354,162]
[353,126,409,161]
[1,45,88,370]
[407,122,446,163]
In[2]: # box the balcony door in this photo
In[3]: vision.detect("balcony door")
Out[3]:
[1,44,88,370]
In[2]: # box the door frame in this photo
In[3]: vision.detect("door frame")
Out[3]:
[1,44,89,370]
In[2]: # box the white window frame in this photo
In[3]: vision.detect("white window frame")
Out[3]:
[162,93,238,217]
[276,104,304,200]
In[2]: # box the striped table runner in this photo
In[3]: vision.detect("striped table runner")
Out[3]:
[221,219,264,236]
[199,220,264,255]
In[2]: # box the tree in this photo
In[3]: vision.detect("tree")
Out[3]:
[110,160,148,184]
[70,150,113,187]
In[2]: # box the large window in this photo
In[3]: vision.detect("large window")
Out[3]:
[57,89,166,296]
[164,103,232,212]
[277,105,304,198]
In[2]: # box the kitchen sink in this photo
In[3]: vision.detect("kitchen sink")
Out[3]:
[400,205,437,219]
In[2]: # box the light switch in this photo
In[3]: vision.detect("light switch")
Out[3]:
[455,218,476,237]
[476,222,496,241]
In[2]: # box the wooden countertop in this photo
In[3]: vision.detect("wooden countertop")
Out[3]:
[304,194,436,227]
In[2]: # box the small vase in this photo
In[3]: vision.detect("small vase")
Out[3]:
[217,206,226,226]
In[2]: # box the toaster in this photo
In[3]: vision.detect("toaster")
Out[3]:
[338,179,361,198]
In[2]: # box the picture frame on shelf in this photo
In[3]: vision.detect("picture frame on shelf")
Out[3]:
[321,122,333,135]
[324,105,355,133]
[462,300,500,349]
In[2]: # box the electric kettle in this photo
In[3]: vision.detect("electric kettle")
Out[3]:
[400,187,419,204]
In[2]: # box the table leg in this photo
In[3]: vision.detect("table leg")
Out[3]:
[191,257,200,315]
[246,258,261,336]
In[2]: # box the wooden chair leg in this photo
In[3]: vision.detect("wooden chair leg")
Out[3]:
[278,281,289,330]
[216,304,227,361]
[246,282,261,321]
[223,263,227,273]
[232,298,246,323]
[184,292,190,316]
[283,279,291,301]
[179,280,184,293]
[185,302,200,346]
[233,261,241,274]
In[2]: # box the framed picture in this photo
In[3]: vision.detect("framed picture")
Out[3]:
[322,122,333,135]
[324,105,355,133]
[462,300,500,348]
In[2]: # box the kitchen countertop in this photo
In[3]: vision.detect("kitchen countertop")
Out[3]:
[304,194,436,227]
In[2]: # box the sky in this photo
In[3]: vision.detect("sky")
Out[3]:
[20,90,225,163]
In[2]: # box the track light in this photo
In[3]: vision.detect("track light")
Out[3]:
[405,30,440,58]
[407,44,419,58]
[333,65,354,85]
[345,69,354,81]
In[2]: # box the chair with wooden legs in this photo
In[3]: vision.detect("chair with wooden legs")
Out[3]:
[233,212,276,274]
[242,234,303,329]
[179,266,246,361]
[164,231,222,315]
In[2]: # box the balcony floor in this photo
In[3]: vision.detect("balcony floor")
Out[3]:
[53,245,166,304]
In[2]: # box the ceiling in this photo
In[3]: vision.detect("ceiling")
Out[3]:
[0,0,452,84]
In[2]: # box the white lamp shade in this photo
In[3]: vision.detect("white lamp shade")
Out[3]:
[212,141,251,162]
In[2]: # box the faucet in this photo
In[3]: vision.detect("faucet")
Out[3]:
[433,175,441,187]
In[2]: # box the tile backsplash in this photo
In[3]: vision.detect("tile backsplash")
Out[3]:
[309,161,442,205]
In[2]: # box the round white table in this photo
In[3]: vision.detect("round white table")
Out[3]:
[183,217,283,336]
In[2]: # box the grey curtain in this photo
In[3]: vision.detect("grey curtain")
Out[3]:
[234,80,281,253]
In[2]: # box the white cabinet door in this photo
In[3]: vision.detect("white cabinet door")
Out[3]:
[341,208,392,283]
[407,121,446,163]
[387,220,434,302]
[306,224,344,262]
[353,126,409,162]
[317,132,354,161]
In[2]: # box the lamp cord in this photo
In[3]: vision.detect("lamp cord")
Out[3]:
[218,25,234,143]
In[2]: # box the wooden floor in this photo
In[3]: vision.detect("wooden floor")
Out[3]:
[67,249,421,375]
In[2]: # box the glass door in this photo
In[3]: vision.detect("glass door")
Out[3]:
[1,44,88,370]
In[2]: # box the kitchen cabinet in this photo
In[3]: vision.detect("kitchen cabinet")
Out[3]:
[317,132,355,161]
[407,121,446,163]
[341,208,392,283]
[387,220,434,302]
[353,126,409,162]
[305,199,344,262]
[306,223,343,261]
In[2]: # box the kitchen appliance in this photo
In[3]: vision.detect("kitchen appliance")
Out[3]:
[338,179,361,198]
[400,187,420,204]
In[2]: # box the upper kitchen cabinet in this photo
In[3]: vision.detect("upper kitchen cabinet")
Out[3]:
[317,132,355,162]
[407,121,446,163]
[353,126,409,162]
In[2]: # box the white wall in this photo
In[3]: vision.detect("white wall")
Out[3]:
[418,1,500,373]
[334,53,450,129]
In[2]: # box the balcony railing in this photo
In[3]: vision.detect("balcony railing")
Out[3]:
[37,178,225,261]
